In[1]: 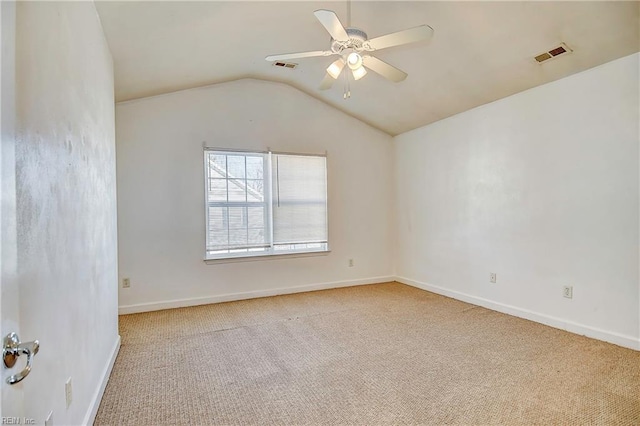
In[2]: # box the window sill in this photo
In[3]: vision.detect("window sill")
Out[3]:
[204,249,331,265]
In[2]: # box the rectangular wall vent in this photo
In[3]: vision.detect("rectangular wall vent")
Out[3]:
[273,61,298,69]
[535,43,572,63]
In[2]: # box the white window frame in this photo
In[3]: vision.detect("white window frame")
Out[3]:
[203,148,329,261]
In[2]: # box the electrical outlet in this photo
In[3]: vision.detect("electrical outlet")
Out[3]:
[65,377,72,409]
[348,259,354,267]
[489,273,497,283]
[563,285,573,299]
[122,278,130,288]
[45,411,53,426]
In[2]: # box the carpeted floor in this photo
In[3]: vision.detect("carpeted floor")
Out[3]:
[94,282,640,425]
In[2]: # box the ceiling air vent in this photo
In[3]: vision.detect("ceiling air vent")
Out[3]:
[534,43,572,63]
[273,61,298,69]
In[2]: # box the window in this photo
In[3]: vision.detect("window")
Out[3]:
[204,149,328,259]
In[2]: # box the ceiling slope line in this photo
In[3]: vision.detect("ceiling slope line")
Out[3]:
[115,75,394,136]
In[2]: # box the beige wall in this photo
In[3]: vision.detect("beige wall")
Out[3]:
[395,54,640,350]
[14,1,119,423]
[115,79,395,312]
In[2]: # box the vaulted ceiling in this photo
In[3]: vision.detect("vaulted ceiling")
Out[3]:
[95,1,639,135]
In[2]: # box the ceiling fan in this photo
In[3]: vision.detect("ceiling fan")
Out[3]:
[265,9,433,97]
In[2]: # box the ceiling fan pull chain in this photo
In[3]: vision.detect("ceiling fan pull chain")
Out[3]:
[343,67,351,99]
[343,67,346,98]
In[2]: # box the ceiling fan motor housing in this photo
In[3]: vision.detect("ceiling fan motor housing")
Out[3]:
[331,28,368,53]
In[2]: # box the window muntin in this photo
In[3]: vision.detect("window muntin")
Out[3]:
[205,149,328,259]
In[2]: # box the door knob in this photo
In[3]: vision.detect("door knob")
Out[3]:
[3,332,40,385]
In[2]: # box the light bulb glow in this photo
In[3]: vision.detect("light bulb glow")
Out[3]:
[347,52,363,70]
[326,59,345,79]
[352,66,367,81]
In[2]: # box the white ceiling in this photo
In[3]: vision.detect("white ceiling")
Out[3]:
[95,1,639,135]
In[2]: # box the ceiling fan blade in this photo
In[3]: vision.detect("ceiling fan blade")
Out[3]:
[265,50,334,61]
[364,25,434,51]
[314,9,349,42]
[319,73,335,90]
[362,56,407,82]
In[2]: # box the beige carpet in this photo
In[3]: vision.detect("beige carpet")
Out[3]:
[95,282,640,425]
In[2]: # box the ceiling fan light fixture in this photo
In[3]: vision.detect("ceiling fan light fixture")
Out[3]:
[347,52,363,70]
[352,66,367,80]
[327,59,345,79]
[265,9,433,96]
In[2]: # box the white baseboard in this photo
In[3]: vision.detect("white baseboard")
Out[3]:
[83,335,121,426]
[118,276,395,315]
[396,276,640,351]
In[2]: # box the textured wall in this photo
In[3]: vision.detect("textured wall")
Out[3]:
[1,0,19,418]
[15,2,119,423]
[395,53,640,349]
[115,79,395,312]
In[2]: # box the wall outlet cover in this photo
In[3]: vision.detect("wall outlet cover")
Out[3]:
[563,285,573,299]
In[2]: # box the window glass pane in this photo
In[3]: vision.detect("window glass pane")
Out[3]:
[208,154,227,178]
[246,179,264,201]
[248,229,265,246]
[227,155,246,179]
[209,179,227,202]
[208,206,227,229]
[209,230,229,249]
[247,206,264,228]
[246,156,263,180]
[228,206,246,229]
[229,228,248,247]
[228,178,247,202]
[207,207,228,249]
